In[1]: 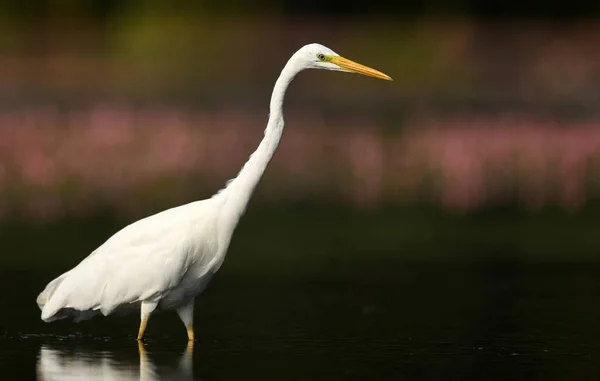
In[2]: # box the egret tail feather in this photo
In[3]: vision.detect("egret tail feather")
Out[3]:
[36,273,69,310]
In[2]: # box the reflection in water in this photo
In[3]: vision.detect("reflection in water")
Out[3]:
[37,342,194,381]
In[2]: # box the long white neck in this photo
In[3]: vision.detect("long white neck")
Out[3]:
[215,55,302,225]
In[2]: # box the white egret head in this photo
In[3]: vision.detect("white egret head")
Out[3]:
[292,43,393,81]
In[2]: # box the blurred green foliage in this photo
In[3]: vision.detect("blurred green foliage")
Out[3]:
[4,204,600,274]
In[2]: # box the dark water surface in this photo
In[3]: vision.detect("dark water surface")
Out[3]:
[2,262,600,380]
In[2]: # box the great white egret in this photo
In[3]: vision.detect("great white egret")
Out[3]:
[36,43,392,342]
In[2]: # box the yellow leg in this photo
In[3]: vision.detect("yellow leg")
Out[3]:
[137,318,148,341]
[137,340,147,357]
[137,300,157,341]
[177,300,195,343]
[186,324,194,342]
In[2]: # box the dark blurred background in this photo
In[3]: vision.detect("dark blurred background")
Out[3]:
[1,0,600,274]
[3,3,600,380]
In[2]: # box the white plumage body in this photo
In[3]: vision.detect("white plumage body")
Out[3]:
[38,197,226,322]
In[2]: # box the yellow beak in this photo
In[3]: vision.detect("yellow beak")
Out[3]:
[331,56,393,81]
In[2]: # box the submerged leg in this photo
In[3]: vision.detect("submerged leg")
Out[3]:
[138,341,157,379]
[138,340,147,358]
[138,300,158,341]
[176,299,195,342]
[179,339,194,375]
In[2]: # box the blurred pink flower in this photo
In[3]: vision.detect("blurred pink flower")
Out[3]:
[2,106,600,219]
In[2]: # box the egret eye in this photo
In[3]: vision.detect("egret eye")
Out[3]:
[317,53,326,61]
